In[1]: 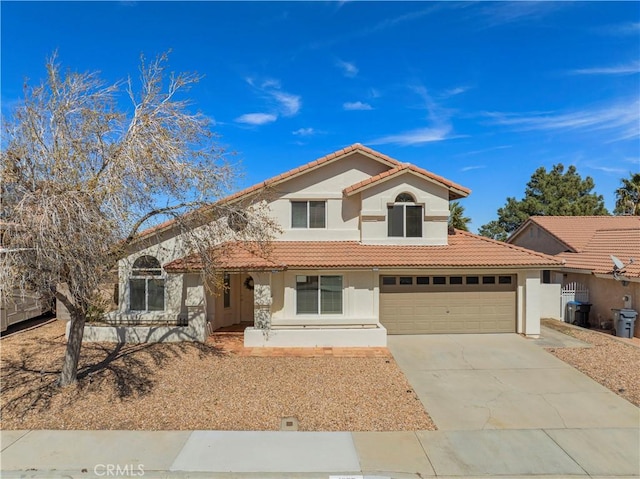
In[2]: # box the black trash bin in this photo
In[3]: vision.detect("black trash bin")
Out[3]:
[612,309,638,338]
[575,303,592,328]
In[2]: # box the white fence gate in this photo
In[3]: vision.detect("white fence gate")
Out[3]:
[561,282,589,322]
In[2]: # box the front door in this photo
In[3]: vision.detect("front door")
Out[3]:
[240,274,255,322]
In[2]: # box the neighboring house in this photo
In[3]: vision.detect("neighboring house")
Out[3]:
[1,222,52,332]
[508,216,640,338]
[108,144,562,346]
[1,290,50,333]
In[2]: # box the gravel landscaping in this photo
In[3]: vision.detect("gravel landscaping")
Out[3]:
[542,319,640,407]
[3,318,637,432]
[0,320,435,431]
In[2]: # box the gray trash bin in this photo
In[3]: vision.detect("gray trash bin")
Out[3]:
[612,309,638,338]
[565,301,580,324]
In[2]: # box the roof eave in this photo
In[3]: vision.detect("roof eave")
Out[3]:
[344,168,471,199]
[593,272,640,283]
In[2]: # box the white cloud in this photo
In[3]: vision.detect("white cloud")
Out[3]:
[235,113,277,125]
[621,156,640,167]
[367,82,464,146]
[478,1,564,27]
[569,61,640,76]
[455,145,512,157]
[460,165,487,172]
[306,4,444,51]
[337,60,358,78]
[343,101,373,111]
[260,78,281,89]
[370,125,453,146]
[292,127,315,136]
[485,98,640,141]
[241,77,301,123]
[410,84,454,127]
[442,86,470,98]
[586,164,628,175]
[272,90,301,117]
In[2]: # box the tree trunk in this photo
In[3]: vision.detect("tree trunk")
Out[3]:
[59,312,86,386]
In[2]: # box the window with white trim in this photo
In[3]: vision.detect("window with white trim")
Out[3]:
[129,255,165,311]
[388,193,422,237]
[291,201,326,228]
[296,275,343,314]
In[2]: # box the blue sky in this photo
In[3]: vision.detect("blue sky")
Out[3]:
[2,1,639,231]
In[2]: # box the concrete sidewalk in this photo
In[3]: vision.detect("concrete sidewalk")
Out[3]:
[2,427,639,478]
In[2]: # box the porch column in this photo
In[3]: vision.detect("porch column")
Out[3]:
[523,270,541,338]
[252,272,272,330]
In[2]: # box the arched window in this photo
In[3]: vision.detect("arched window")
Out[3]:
[395,192,415,202]
[129,255,165,311]
[388,192,423,238]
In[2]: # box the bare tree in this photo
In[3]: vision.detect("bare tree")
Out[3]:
[1,53,277,386]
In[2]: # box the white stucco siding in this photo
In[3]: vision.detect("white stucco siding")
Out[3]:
[269,271,285,319]
[116,225,211,321]
[267,197,361,241]
[347,270,378,319]
[271,270,378,327]
[265,152,390,241]
[359,174,450,245]
[517,269,542,337]
[118,252,183,321]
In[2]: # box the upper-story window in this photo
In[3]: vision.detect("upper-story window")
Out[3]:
[388,193,422,237]
[291,200,326,228]
[129,255,165,312]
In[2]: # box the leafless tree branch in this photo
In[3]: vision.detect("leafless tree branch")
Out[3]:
[1,52,277,386]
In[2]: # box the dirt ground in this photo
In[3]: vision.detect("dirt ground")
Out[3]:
[542,319,640,407]
[0,319,435,431]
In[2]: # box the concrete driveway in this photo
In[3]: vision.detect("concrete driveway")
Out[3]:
[386,332,639,477]
[388,332,639,431]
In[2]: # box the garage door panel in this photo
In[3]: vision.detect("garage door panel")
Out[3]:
[381,291,515,334]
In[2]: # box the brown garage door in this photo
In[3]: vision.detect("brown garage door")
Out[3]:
[380,274,516,334]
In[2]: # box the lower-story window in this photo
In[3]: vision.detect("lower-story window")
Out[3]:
[129,278,164,311]
[129,255,165,312]
[296,275,343,314]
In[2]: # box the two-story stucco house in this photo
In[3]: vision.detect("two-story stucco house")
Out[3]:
[108,144,561,346]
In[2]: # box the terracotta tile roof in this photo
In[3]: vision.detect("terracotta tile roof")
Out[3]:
[164,230,562,272]
[558,227,640,278]
[135,143,401,241]
[513,216,640,252]
[344,163,471,200]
